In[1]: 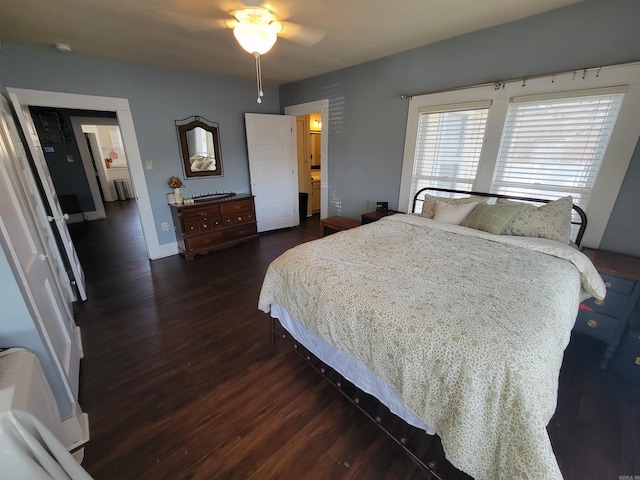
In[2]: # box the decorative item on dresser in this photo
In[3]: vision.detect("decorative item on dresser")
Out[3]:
[576,248,640,369]
[169,193,258,260]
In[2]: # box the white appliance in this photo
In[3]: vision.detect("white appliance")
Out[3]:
[0,348,92,479]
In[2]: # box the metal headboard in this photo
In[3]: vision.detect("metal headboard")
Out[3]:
[411,187,587,247]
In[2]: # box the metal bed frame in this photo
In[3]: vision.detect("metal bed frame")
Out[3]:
[412,187,587,247]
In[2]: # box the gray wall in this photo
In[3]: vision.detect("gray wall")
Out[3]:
[279,0,640,257]
[0,43,280,246]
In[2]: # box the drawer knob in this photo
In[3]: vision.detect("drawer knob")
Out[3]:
[198,211,208,216]
[234,205,242,210]
[604,281,611,288]
[594,299,605,306]
[586,319,598,328]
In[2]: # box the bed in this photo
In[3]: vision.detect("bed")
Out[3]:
[258,188,606,480]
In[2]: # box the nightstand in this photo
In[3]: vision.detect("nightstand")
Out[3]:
[361,210,400,224]
[320,216,361,236]
[575,248,640,369]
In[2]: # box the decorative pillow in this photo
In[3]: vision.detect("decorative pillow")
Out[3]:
[433,200,478,225]
[500,196,573,243]
[420,194,485,218]
[460,203,523,235]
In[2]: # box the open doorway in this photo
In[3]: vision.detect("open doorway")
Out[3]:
[285,100,329,220]
[7,88,163,260]
[27,107,138,223]
[76,119,135,206]
[294,112,322,222]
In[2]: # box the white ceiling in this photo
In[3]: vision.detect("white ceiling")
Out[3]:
[0,0,583,85]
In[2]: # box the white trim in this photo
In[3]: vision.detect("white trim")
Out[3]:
[400,63,640,249]
[69,118,107,219]
[6,88,161,260]
[155,241,179,258]
[284,99,329,219]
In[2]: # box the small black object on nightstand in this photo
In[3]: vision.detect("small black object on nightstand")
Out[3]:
[376,201,388,213]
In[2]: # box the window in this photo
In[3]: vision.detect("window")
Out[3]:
[492,91,624,211]
[410,102,490,203]
[399,63,640,247]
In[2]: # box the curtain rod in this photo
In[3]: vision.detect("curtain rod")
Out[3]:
[399,60,640,100]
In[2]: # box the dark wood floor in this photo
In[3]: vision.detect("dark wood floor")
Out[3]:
[70,201,639,480]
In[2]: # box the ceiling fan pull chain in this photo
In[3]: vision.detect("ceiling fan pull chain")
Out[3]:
[254,52,264,104]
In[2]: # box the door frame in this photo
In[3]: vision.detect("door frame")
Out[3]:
[70,117,125,215]
[6,88,163,260]
[284,100,329,219]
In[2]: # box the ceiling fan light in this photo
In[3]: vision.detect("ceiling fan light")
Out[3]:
[233,23,277,56]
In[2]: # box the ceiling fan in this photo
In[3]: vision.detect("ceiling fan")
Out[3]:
[156,0,325,102]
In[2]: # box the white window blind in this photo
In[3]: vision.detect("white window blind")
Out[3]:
[491,91,624,210]
[410,101,490,202]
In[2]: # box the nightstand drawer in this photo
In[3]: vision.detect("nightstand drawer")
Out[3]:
[582,289,631,318]
[600,273,635,295]
[574,310,620,343]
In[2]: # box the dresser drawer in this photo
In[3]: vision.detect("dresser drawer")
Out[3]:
[224,223,257,241]
[184,217,224,234]
[223,212,255,226]
[582,289,631,318]
[184,232,224,253]
[183,205,221,222]
[574,310,620,343]
[600,273,635,296]
[220,199,254,216]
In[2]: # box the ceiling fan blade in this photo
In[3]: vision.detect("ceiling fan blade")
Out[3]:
[148,5,229,32]
[278,21,325,46]
[218,0,252,13]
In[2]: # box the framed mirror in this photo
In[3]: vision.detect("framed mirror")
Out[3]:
[310,132,321,169]
[176,116,223,178]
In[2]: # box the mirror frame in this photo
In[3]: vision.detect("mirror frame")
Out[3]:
[176,116,223,178]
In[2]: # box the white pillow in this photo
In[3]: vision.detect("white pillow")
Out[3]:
[420,194,485,218]
[433,200,478,225]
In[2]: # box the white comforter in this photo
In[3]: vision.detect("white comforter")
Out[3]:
[258,214,605,480]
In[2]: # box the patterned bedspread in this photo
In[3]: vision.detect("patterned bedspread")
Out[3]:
[258,214,605,480]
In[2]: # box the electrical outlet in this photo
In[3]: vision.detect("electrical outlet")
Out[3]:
[145,160,153,170]
[161,222,170,231]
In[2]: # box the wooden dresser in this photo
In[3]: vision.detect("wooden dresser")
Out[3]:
[576,248,640,368]
[169,194,258,260]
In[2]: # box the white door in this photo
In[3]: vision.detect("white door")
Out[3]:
[0,99,75,310]
[245,113,298,232]
[0,99,82,403]
[9,94,87,301]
